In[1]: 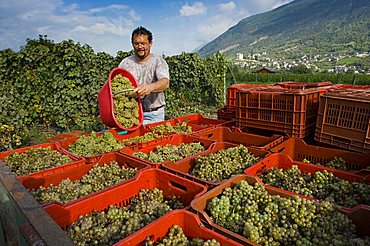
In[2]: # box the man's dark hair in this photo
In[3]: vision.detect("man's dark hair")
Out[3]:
[131,26,153,43]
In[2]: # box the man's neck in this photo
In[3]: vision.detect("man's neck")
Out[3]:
[135,53,152,63]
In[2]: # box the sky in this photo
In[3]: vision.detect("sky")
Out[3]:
[0,0,293,56]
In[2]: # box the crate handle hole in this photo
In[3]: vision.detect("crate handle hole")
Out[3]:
[169,180,188,192]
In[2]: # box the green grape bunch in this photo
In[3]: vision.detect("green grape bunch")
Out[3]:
[67,132,124,157]
[206,180,370,245]
[133,142,205,163]
[145,224,221,246]
[30,161,137,204]
[190,144,261,182]
[4,147,73,176]
[66,188,184,245]
[111,74,140,129]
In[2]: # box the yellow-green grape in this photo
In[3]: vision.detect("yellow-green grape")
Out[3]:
[111,74,140,129]
[4,147,73,176]
[66,188,184,245]
[206,180,370,245]
[68,132,124,156]
[30,161,137,204]
[190,144,260,182]
[133,142,205,163]
[145,224,221,245]
[260,165,370,207]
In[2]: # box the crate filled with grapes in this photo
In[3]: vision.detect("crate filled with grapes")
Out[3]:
[43,168,207,245]
[191,174,370,245]
[120,134,215,168]
[245,153,370,209]
[162,142,269,188]
[270,138,370,174]
[0,142,85,177]
[20,152,149,206]
[119,210,243,246]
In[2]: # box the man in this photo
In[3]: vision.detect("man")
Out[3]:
[119,26,170,125]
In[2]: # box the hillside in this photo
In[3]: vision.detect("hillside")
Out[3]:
[198,0,370,61]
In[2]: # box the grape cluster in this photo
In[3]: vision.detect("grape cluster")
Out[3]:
[145,224,220,246]
[30,161,137,204]
[66,188,184,245]
[303,157,348,171]
[260,165,370,207]
[124,122,193,145]
[111,74,140,128]
[133,142,205,163]
[68,132,124,157]
[4,147,73,176]
[206,180,370,245]
[190,145,260,182]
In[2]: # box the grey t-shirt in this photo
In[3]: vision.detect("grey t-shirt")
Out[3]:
[118,55,169,112]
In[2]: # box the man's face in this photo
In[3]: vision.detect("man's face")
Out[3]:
[132,34,152,60]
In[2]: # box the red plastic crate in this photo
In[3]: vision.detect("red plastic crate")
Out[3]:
[175,114,236,128]
[57,128,159,163]
[43,168,207,230]
[191,174,370,245]
[18,152,149,192]
[0,143,85,177]
[162,142,269,189]
[227,84,270,108]
[118,210,243,246]
[217,106,237,121]
[236,86,331,138]
[120,134,215,167]
[98,67,144,131]
[145,118,206,133]
[270,138,370,173]
[191,126,284,151]
[275,81,332,89]
[315,88,370,153]
[46,130,86,143]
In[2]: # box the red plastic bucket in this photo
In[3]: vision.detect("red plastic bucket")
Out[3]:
[98,68,144,131]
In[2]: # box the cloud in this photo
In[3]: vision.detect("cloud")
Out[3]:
[180,2,207,16]
[0,0,137,55]
[218,1,236,13]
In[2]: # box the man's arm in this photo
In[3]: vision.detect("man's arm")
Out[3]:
[134,77,169,96]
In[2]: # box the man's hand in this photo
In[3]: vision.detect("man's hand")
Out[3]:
[134,84,154,96]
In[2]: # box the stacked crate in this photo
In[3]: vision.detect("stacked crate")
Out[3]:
[315,86,370,153]
[235,85,332,139]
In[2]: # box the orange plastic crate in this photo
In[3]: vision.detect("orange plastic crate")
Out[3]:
[0,142,86,177]
[227,84,270,108]
[18,152,149,192]
[118,210,243,246]
[236,86,330,138]
[175,114,236,128]
[162,142,269,189]
[46,130,86,143]
[145,117,206,133]
[275,81,332,89]
[98,67,144,131]
[191,126,284,151]
[315,88,370,153]
[217,106,237,121]
[120,134,215,167]
[43,168,207,230]
[191,174,370,245]
[57,127,157,163]
[270,138,370,173]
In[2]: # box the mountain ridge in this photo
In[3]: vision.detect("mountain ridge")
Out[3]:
[198,0,370,60]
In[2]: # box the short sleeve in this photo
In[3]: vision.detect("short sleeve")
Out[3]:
[156,57,170,81]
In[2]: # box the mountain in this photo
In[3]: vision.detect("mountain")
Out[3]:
[198,0,370,59]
